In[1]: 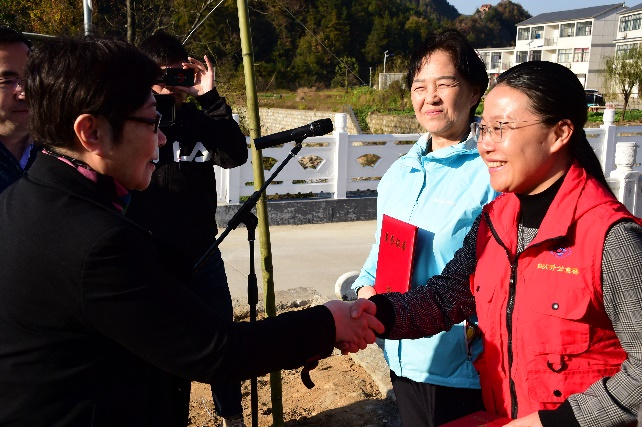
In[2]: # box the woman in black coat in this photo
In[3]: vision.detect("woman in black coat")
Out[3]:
[0,37,382,427]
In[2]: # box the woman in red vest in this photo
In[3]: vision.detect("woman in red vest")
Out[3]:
[367,60,642,427]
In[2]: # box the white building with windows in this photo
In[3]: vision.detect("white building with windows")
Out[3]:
[476,3,626,92]
[610,3,642,102]
[614,3,642,54]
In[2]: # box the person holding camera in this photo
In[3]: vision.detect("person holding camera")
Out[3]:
[127,31,248,427]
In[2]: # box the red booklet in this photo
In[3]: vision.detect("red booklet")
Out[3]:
[373,214,418,294]
[439,411,512,427]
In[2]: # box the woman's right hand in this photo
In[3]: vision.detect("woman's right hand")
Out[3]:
[357,285,376,299]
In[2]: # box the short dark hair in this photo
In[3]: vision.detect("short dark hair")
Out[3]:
[25,36,160,149]
[139,30,188,65]
[407,30,488,122]
[496,61,610,192]
[0,25,31,49]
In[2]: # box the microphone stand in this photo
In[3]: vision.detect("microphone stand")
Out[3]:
[193,138,305,427]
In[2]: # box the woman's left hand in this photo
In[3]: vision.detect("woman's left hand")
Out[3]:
[181,55,216,96]
[503,412,543,427]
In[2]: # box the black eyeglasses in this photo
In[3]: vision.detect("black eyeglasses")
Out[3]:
[472,120,544,143]
[126,112,162,133]
[0,77,23,92]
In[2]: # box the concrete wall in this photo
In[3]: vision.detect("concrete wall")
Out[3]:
[588,9,623,93]
[233,106,422,136]
[366,113,423,134]
[378,73,406,90]
[234,107,362,135]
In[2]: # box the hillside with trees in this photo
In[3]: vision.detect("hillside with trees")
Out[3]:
[1,0,530,90]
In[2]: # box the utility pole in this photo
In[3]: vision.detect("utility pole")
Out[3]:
[344,64,348,92]
[369,66,372,88]
[83,0,93,35]
[126,0,134,43]
[383,51,393,90]
[383,50,389,74]
[383,50,394,74]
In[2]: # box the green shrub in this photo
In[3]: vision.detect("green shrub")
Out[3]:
[588,109,642,123]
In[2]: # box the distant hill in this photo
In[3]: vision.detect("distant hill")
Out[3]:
[6,0,531,89]
[454,1,532,47]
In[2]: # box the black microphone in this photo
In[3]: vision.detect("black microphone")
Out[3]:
[253,118,334,149]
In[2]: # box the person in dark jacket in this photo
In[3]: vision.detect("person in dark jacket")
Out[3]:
[0,35,383,427]
[127,30,249,427]
[0,25,36,193]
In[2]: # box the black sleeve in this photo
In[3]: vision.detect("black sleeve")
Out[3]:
[193,88,248,169]
[369,294,396,339]
[539,401,581,427]
[81,226,335,384]
[196,88,233,119]
[371,214,481,340]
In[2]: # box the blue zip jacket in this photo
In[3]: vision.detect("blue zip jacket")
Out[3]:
[352,131,498,387]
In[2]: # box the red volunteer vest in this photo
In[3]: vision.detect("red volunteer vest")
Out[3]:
[472,163,636,419]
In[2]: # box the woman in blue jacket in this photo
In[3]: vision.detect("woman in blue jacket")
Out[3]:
[352,30,498,426]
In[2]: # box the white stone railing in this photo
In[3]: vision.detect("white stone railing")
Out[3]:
[217,111,642,217]
[217,113,419,204]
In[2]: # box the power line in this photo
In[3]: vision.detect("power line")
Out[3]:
[272,0,368,86]
[182,0,226,44]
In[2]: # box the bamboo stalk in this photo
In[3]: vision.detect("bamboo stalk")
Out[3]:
[236,1,283,426]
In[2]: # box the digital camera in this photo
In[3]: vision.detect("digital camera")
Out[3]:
[158,67,194,87]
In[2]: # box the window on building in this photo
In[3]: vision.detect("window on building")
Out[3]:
[516,51,528,63]
[530,50,542,61]
[532,26,544,39]
[479,51,490,67]
[518,28,530,40]
[573,48,589,62]
[576,21,592,36]
[558,48,573,63]
[491,52,501,69]
[616,43,639,57]
[619,13,642,32]
[560,23,575,37]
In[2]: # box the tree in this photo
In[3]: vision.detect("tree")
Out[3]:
[604,47,642,122]
[332,55,358,91]
[404,15,441,52]
[419,0,459,21]
[7,0,515,89]
[0,0,82,35]
[456,0,530,48]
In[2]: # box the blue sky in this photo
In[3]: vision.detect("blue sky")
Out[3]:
[448,0,629,17]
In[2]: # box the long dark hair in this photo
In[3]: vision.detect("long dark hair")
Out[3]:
[496,61,611,191]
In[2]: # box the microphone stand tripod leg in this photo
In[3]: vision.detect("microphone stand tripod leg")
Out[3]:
[193,141,304,427]
[243,213,259,427]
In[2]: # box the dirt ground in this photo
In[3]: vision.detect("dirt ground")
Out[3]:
[187,351,400,427]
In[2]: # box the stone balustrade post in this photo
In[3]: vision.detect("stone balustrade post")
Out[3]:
[333,113,349,199]
[599,106,617,176]
[610,141,639,214]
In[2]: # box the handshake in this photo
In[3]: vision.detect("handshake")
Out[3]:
[324,299,385,354]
